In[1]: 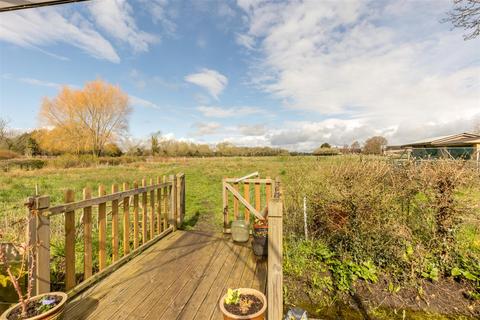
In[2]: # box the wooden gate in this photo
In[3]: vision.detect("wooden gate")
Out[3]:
[222,172,278,232]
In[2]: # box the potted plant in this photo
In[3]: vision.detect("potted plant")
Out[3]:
[0,218,67,320]
[252,219,268,256]
[219,288,267,320]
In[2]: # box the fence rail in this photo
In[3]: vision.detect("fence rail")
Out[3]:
[222,175,276,232]
[27,173,186,296]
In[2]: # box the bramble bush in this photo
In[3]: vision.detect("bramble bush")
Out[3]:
[284,158,480,298]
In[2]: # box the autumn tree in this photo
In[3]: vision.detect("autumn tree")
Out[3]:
[39,80,131,156]
[444,0,480,40]
[363,136,388,155]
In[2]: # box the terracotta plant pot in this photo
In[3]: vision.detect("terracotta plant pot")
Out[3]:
[1,292,67,320]
[219,288,267,320]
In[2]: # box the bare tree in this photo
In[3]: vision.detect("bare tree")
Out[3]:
[443,0,480,40]
[0,117,9,144]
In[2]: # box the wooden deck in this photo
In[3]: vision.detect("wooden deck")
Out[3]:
[64,230,267,320]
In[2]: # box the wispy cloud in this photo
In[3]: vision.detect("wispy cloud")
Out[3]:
[0,7,120,63]
[88,0,158,53]
[129,95,162,110]
[197,105,263,118]
[185,68,228,99]
[191,122,222,136]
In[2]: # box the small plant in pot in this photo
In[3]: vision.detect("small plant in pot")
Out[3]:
[219,288,267,320]
[252,219,268,257]
[0,218,67,320]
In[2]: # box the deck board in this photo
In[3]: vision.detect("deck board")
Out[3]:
[64,230,267,320]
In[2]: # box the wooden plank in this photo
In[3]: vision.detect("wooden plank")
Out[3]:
[244,182,250,223]
[98,185,107,271]
[142,178,148,243]
[234,171,259,183]
[65,229,179,317]
[133,181,139,250]
[65,189,76,291]
[36,205,50,294]
[266,176,272,209]
[222,178,228,230]
[177,239,235,319]
[224,178,273,184]
[112,184,119,262]
[163,176,168,230]
[48,182,172,215]
[207,244,249,320]
[268,198,283,320]
[27,198,38,295]
[224,183,263,220]
[150,178,155,239]
[83,188,92,280]
[233,182,239,220]
[255,181,261,213]
[170,174,177,231]
[157,236,224,320]
[89,231,209,320]
[157,177,162,233]
[65,227,175,303]
[123,182,130,256]
[180,174,186,225]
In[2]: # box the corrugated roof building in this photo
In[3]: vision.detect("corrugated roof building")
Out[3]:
[401,132,480,160]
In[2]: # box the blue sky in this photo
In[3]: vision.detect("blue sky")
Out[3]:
[0,0,479,151]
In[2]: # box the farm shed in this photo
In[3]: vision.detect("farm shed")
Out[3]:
[401,132,480,160]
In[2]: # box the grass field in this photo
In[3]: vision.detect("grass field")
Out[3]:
[0,156,300,235]
[1,156,479,319]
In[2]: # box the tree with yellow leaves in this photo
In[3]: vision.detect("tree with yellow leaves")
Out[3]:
[38,80,131,156]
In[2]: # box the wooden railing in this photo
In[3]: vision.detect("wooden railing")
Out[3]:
[26,173,186,296]
[222,175,276,232]
[222,174,283,319]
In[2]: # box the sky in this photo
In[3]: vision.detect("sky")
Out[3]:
[0,0,479,151]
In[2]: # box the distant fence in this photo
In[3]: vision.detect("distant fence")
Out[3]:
[26,173,185,296]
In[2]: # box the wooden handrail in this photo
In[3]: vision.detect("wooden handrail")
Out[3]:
[48,182,172,216]
[27,173,186,296]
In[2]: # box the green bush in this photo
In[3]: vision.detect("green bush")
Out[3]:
[284,158,480,296]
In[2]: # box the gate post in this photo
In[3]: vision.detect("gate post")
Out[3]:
[268,179,283,320]
[27,195,51,295]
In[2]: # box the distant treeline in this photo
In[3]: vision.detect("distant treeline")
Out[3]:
[0,130,289,159]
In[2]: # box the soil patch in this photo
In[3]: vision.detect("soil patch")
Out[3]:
[7,295,61,320]
[224,294,263,316]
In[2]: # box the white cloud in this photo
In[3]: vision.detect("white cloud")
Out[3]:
[191,122,222,136]
[197,105,263,118]
[19,77,62,88]
[88,0,158,53]
[0,7,120,62]
[185,68,228,99]
[236,0,480,143]
[129,95,162,110]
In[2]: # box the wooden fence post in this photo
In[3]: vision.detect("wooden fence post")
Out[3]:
[65,189,76,291]
[222,177,228,232]
[98,185,107,271]
[83,188,92,280]
[170,174,177,231]
[268,184,283,320]
[28,195,51,295]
